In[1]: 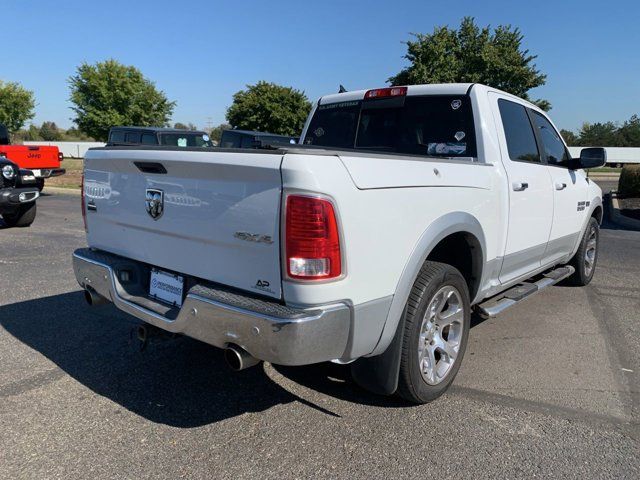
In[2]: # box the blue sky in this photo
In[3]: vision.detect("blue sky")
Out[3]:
[3,0,639,132]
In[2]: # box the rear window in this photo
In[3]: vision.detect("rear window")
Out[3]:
[304,95,477,157]
[159,133,213,148]
[109,130,125,143]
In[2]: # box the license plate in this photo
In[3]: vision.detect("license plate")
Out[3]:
[31,169,41,177]
[149,269,184,307]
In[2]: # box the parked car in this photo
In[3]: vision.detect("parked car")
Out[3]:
[73,83,605,404]
[0,156,39,227]
[0,123,65,191]
[107,127,214,148]
[219,129,297,149]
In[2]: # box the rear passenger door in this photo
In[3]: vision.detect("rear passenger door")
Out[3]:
[530,111,589,263]
[490,94,555,284]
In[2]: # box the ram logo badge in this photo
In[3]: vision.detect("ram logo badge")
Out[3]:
[145,189,164,220]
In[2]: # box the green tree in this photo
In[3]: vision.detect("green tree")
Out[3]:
[577,122,620,146]
[39,121,62,141]
[389,17,549,110]
[560,129,578,146]
[209,123,232,143]
[68,59,176,141]
[173,122,188,130]
[226,81,311,136]
[618,115,640,147]
[0,80,36,133]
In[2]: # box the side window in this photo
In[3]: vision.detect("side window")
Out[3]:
[124,132,139,144]
[109,130,125,143]
[498,99,540,163]
[140,133,157,145]
[531,112,570,166]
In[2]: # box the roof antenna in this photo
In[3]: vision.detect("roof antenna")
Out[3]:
[338,84,347,93]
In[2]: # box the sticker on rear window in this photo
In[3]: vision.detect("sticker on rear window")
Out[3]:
[454,131,466,141]
[177,137,187,147]
[451,99,462,110]
[202,134,210,141]
[427,142,467,155]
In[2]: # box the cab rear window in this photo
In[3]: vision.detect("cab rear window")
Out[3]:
[304,95,476,158]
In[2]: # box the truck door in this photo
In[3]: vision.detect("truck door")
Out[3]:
[489,93,555,284]
[529,111,589,264]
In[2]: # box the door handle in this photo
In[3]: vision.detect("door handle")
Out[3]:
[555,182,567,190]
[512,182,529,191]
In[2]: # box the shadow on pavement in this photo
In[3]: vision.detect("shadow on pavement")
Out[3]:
[0,291,414,427]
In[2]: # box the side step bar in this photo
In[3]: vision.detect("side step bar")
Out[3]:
[477,265,575,318]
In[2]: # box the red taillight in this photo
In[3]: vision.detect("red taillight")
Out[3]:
[58,152,64,162]
[81,173,87,232]
[364,86,407,99]
[285,195,342,280]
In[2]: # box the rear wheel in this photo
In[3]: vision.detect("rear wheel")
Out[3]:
[397,261,470,404]
[2,202,37,227]
[567,217,599,286]
[36,178,45,192]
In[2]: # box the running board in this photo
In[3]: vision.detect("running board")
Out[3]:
[477,265,575,318]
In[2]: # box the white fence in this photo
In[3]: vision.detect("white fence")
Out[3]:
[568,147,640,165]
[23,141,105,158]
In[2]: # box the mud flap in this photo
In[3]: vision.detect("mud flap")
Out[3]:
[350,307,406,395]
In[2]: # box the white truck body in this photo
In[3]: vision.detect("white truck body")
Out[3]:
[73,83,604,398]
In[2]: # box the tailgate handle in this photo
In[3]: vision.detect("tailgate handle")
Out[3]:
[134,162,167,174]
[28,146,40,150]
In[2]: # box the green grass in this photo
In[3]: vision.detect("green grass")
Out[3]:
[47,158,83,189]
[586,167,622,173]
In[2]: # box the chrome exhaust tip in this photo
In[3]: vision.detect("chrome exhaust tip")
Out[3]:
[84,288,107,306]
[224,345,260,371]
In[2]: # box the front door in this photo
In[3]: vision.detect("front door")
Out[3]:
[489,93,555,284]
[529,111,589,263]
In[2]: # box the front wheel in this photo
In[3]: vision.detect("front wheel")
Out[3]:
[567,217,599,286]
[397,261,470,404]
[2,202,37,227]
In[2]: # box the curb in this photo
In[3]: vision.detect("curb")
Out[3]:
[606,193,640,231]
[42,186,81,196]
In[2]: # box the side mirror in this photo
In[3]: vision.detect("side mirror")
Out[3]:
[568,147,607,170]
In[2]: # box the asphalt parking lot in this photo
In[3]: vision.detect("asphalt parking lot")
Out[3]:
[0,181,638,479]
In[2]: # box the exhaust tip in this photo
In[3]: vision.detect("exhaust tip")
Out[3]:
[224,345,260,371]
[84,288,107,306]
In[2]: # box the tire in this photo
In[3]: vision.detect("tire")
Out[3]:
[36,178,45,192]
[2,202,37,228]
[397,261,471,404]
[566,217,599,286]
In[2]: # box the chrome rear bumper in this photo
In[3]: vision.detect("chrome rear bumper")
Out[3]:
[72,248,351,365]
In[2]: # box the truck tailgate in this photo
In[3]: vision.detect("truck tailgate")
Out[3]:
[84,148,284,299]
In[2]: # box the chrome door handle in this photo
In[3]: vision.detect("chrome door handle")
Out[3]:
[512,182,529,191]
[555,182,567,190]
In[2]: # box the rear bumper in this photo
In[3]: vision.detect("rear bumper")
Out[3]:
[33,168,65,178]
[0,187,39,211]
[72,248,351,365]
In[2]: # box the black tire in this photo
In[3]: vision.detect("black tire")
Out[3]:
[566,217,599,286]
[397,261,471,404]
[2,202,37,228]
[36,178,45,192]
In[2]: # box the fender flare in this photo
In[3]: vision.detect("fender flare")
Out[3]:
[351,212,486,395]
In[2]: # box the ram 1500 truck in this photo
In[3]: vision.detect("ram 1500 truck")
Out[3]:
[73,84,606,403]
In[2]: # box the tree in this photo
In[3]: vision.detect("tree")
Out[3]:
[209,123,232,143]
[173,122,188,130]
[560,129,578,146]
[226,81,311,136]
[577,122,620,146]
[618,115,640,147]
[0,80,36,133]
[68,59,176,141]
[389,17,550,110]
[39,121,62,141]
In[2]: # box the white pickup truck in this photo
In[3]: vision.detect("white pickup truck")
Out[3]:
[73,83,606,403]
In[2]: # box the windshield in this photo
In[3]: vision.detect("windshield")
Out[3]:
[159,133,213,148]
[304,95,476,157]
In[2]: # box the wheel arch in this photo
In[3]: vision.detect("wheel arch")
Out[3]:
[370,212,486,357]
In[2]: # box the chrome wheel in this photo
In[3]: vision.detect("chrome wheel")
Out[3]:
[417,285,465,385]
[584,225,597,277]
